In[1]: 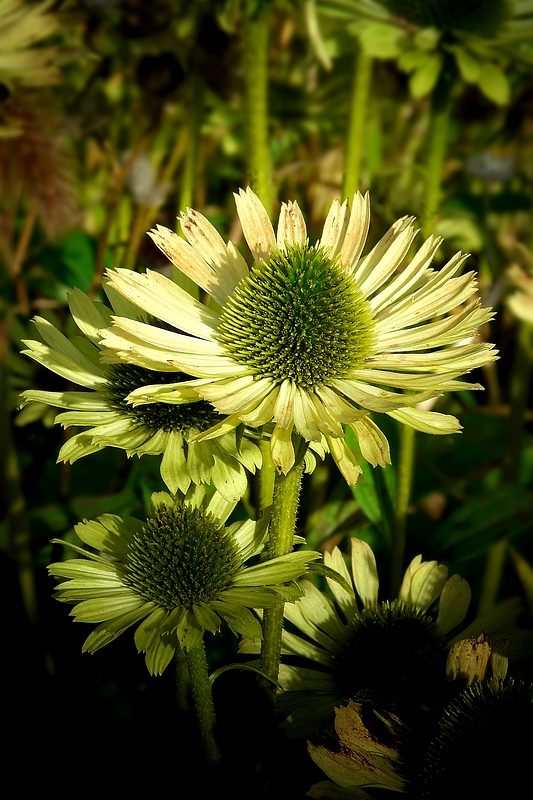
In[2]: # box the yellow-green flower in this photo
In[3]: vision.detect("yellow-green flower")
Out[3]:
[19,286,261,501]
[49,488,321,675]
[318,0,533,104]
[240,537,471,736]
[101,188,495,484]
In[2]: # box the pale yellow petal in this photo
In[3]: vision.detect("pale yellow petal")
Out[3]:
[277,200,307,249]
[148,225,230,305]
[179,206,248,290]
[234,187,276,261]
[350,417,391,468]
[271,422,296,474]
[350,538,379,605]
[318,198,350,257]
[436,574,471,634]
[339,192,371,273]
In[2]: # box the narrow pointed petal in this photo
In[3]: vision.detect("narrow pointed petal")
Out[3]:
[234,187,276,261]
[277,200,307,249]
[148,225,230,305]
[105,268,218,339]
[436,574,472,634]
[350,417,391,468]
[318,198,350,257]
[339,192,371,273]
[180,206,249,291]
[350,538,379,605]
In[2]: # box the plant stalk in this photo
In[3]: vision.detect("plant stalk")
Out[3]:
[184,638,220,766]
[260,458,304,684]
[343,45,372,200]
[420,59,455,238]
[390,424,415,597]
[243,3,271,210]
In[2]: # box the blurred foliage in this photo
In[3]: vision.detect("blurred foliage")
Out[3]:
[1,0,533,793]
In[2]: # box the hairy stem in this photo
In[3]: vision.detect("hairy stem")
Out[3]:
[184,639,220,766]
[260,458,304,684]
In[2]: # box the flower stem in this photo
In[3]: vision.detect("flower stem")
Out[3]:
[243,2,271,210]
[0,317,37,624]
[184,639,220,766]
[421,59,456,239]
[343,45,372,199]
[390,424,415,597]
[256,438,276,513]
[260,458,304,684]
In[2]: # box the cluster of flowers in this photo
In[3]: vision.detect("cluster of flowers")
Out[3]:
[22,188,528,790]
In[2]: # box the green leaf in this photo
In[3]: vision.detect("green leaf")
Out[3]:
[476,61,510,105]
[356,22,405,58]
[210,662,282,690]
[454,46,480,82]
[307,561,355,597]
[409,51,443,98]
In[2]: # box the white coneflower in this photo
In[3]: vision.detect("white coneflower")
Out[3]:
[100,189,495,484]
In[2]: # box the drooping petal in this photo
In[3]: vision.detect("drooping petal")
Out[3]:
[350,417,391,468]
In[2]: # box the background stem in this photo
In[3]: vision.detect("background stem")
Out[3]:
[390,424,415,597]
[243,4,271,210]
[421,60,455,238]
[343,45,372,199]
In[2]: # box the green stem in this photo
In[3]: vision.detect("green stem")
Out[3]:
[243,3,271,210]
[421,60,456,239]
[502,322,533,484]
[184,639,220,766]
[179,78,204,214]
[175,646,190,712]
[390,424,415,597]
[479,323,533,614]
[343,45,372,199]
[0,315,37,624]
[254,438,276,514]
[260,458,305,684]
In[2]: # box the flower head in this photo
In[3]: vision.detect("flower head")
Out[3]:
[415,678,533,797]
[19,286,261,501]
[49,488,320,675]
[101,189,495,484]
[242,537,471,736]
